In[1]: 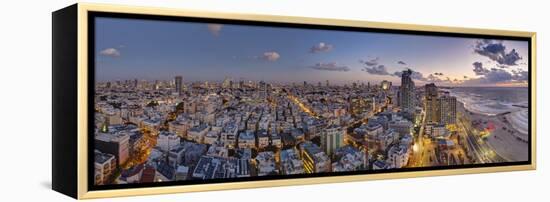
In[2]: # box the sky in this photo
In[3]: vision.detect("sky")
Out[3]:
[95,17,529,87]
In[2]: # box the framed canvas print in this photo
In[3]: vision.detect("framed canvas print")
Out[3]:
[52,3,536,199]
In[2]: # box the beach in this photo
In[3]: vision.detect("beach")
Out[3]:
[457,101,528,162]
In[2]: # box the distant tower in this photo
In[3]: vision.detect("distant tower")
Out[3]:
[399,69,415,112]
[372,97,376,112]
[239,80,245,89]
[326,80,330,87]
[381,80,391,91]
[175,76,183,95]
[222,77,232,88]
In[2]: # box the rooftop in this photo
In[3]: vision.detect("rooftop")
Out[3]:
[94,150,114,164]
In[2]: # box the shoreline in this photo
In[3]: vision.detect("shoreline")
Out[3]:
[457,101,528,162]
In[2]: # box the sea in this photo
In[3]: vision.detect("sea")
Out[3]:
[446,87,529,116]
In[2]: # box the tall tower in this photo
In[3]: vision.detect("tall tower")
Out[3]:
[425,83,439,123]
[175,76,183,95]
[438,92,457,125]
[399,69,415,112]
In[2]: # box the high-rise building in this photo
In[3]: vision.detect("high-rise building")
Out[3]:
[438,93,457,125]
[239,80,245,89]
[399,69,415,112]
[320,125,344,156]
[425,83,438,98]
[423,83,456,125]
[372,97,376,112]
[222,77,232,88]
[381,80,391,90]
[425,83,439,123]
[175,76,183,94]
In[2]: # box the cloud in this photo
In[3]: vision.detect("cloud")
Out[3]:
[310,42,333,53]
[207,24,223,36]
[360,57,380,67]
[474,39,522,66]
[99,48,120,57]
[410,71,428,81]
[426,74,442,82]
[512,69,528,82]
[393,69,428,82]
[360,58,451,84]
[310,62,350,72]
[360,58,434,82]
[360,58,393,75]
[484,68,513,83]
[464,67,528,85]
[472,62,490,75]
[260,51,280,61]
[362,64,390,75]
[425,73,464,84]
[360,57,394,75]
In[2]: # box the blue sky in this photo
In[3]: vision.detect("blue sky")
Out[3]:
[95,17,529,86]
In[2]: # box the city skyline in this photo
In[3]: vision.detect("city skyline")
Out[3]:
[95,17,529,87]
[93,68,529,185]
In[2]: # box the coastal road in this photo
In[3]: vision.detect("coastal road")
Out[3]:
[457,113,506,164]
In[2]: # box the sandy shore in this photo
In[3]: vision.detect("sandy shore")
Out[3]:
[458,102,528,162]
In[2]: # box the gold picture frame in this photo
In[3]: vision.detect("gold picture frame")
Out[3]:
[52,3,536,199]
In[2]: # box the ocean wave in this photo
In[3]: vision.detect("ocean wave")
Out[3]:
[506,109,529,135]
[450,91,524,116]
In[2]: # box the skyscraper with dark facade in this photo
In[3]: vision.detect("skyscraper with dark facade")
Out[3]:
[175,76,183,95]
[399,69,415,113]
[425,83,439,123]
